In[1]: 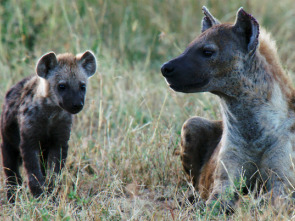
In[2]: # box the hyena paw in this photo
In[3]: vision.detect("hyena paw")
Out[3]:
[28,178,45,198]
[178,194,206,209]
[207,194,236,214]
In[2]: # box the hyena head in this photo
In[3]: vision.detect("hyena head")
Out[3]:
[161,7,259,95]
[36,51,97,114]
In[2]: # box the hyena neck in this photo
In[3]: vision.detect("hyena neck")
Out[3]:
[219,51,295,144]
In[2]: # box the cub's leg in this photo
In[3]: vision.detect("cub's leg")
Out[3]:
[19,130,45,198]
[46,143,69,193]
[1,118,22,203]
[46,125,71,193]
[180,117,222,200]
[1,140,22,203]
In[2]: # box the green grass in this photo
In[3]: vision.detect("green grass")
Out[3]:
[0,0,295,220]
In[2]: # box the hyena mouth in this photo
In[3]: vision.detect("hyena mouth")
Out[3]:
[68,109,82,114]
[169,79,209,93]
[61,104,84,114]
[69,105,84,114]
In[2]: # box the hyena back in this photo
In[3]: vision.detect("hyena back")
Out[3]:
[1,51,96,202]
[161,7,295,212]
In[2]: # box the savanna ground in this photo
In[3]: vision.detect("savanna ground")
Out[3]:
[0,0,295,220]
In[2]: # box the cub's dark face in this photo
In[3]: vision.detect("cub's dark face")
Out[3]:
[36,51,97,114]
[161,7,259,94]
[54,77,87,114]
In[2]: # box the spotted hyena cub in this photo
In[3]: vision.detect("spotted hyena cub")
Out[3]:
[161,7,295,212]
[1,51,96,202]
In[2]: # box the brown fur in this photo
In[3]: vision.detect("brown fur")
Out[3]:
[1,51,96,203]
[259,30,295,99]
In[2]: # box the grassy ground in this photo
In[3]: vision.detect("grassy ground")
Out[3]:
[0,0,295,220]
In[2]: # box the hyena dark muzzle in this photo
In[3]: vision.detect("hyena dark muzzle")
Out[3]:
[161,46,212,93]
[56,83,86,114]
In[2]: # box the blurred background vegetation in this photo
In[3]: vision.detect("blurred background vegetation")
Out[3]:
[1,0,294,70]
[0,0,295,219]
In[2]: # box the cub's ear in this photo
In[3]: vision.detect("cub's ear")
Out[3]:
[233,8,259,55]
[78,51,97,78]
[201,6,220,32]
[36,52,58,79]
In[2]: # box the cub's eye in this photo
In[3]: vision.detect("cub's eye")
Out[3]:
[202,49,214,57]
[58,84,66,90]
[80,84,86,91]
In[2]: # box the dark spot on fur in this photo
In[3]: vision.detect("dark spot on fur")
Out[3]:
[185,134,191,143]
[33,106,39,112]
[23,107,29,115]
[290,124,295,132]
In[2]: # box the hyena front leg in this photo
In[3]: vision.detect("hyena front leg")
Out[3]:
[207,149,258,214]
[46,143,69,193]
[260,146,295,209]
[19,135,45,198]
[46,126,71,193]
[207,162,239,214]
[1,140,23,203]
[180,117,222,201]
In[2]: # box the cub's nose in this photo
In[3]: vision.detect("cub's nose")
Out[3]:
[72,102,84,112]
[161,62,174,77]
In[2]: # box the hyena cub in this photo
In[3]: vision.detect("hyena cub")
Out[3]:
[161,7,295,212]
[1,51,96,202]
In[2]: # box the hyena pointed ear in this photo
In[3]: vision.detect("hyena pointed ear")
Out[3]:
[233,8,259,54]
[201,6,220,32]
[78,51,97,78]
[36,52,58,79]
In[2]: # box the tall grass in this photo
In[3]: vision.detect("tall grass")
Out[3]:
[0,0,295,220]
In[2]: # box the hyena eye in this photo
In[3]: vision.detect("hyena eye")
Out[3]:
[80,84,86,91]
[58,84,66,90]
[202,49,214,57]
[201,45,216,58]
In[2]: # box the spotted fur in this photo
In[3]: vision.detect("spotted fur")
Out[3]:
[0,51,96,203]
[161,7,295,212]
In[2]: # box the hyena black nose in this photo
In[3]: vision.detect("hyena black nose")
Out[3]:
[161,62,175,77]
[72,102,83,112]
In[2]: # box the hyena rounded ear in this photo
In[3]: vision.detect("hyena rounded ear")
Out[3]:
[78,51,97,78]
[233,8,259,55]
[201,6,220,32]
[36,52,58,79]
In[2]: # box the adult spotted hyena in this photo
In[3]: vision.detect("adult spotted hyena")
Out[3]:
[1,51,96,202]
[161,7,295,212]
